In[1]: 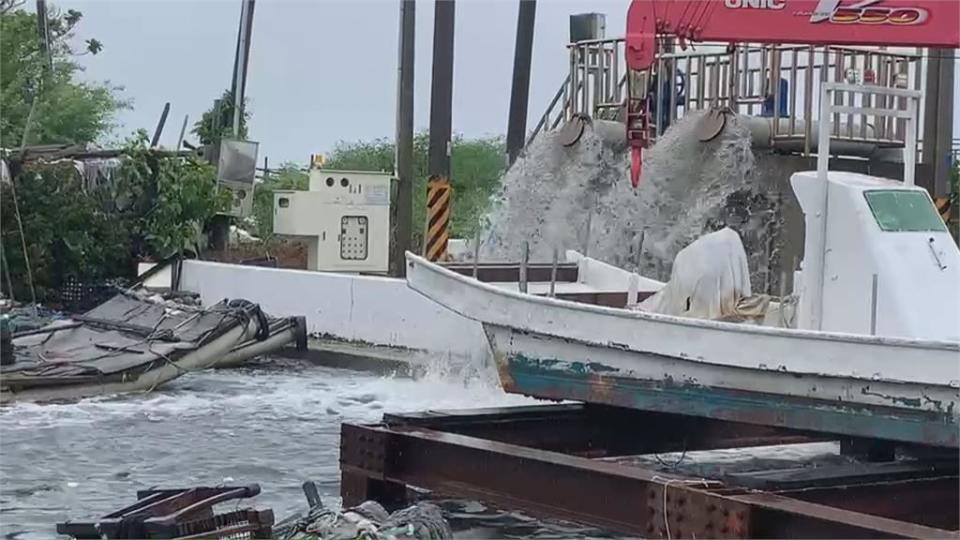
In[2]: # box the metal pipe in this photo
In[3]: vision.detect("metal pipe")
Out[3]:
[472,226,481,279]
[519,242,529,294]
[568,47,577,120]
[904,94,918,187]
[231,0,254,138]
[580,46,590,115]
[549,248,558,297]
[772,49,781,138]
[216,324,301,368]
[789,49,798,136]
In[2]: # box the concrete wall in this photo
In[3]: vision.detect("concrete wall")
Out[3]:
[179,260,490,361]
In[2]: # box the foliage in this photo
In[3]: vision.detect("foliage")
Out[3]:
[251,164,308,240]
[1,134,230,302]
[0,4,126,147]
[118,132,232,256]
[1,162,130,301]
[321,132,505,246]
[192,88,249,145]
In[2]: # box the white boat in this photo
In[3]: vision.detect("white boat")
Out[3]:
[405,85,960,448]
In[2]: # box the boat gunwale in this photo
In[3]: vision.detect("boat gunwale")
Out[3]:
[406,252,960,353]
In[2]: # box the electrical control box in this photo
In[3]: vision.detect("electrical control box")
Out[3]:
[213,139,259,218]
[273,167,393,273]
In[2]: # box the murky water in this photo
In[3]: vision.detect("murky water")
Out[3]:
[0,361,620,539]
[0,359,846,539]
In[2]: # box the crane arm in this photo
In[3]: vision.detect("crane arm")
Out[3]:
[624,0,960,186]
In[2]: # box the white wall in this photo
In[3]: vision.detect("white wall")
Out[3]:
[179,261,490,361]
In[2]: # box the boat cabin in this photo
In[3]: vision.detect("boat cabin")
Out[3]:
[792,171,959,341]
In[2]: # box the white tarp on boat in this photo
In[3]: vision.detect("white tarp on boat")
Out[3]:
[637,227,768,321]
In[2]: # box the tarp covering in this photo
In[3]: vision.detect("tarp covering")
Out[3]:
[636,227,767,321]
[3,293,250,386]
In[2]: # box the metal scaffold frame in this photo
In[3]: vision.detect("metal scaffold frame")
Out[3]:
[340,404,959,539]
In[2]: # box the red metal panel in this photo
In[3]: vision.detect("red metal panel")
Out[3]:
[627,0,960,70]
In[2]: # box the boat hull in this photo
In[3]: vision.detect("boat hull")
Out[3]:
[485,324,959,447]
[404,252,960,448]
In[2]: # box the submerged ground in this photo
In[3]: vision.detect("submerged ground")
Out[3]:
[0,359,842,539]
[0,360,615,539]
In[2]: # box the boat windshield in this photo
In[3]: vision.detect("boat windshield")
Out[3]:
[863,190,947,233]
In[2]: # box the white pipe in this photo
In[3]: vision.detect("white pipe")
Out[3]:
[216,325,300,368]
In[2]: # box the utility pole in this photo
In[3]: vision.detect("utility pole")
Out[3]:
[390,0,416,277]
[35,0,52,73]
[428,0,455,183]
[506,0,536,165]
[425,0,455,261]
[231,0,255,138]
[921,48,955,198]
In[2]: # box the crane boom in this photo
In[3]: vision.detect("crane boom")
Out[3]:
[624,0,960,186]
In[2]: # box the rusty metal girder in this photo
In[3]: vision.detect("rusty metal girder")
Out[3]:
[340,421,958,539]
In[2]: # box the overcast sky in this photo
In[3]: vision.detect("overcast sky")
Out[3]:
[61,0,959,167]
[63,0,629,166]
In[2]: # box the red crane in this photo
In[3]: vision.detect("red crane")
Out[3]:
[624,0,960,187]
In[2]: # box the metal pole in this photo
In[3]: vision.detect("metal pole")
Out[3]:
[904,94,918,187]
[869,273,878,336]
[922,48,941,186]
[232,0,254,138]
[549,247,558,297]
[35,0,52,73]
[930,49,955,196]
[519,241,529,293]
[150,102,170,148]
[391,0,416,277]
[472,225,480,279]
[239,0,256,110]
[176,114,189,151]
[428,0,455,180]
[808,83,834,330]
[506,0,536,165]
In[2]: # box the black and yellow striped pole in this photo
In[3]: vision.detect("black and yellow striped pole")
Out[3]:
[424,176,452,261]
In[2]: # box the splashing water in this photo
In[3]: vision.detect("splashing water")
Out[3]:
[481,112,759,282]
[0,362,536,540]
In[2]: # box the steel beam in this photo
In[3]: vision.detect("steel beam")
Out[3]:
[341,417,955,539]
[383,404,821,456]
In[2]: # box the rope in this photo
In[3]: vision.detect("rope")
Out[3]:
[9,73,43,315]
[651,475,712,540]
[7,171,37,315]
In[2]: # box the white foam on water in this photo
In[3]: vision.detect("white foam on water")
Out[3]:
[482,112,757,282]
[0,364,532,431]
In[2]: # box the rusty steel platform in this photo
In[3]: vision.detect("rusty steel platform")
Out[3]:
[340,404,959,539]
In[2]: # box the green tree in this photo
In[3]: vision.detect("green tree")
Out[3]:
[0,3,125,147]
[322,132,505,246]
[119,132,232,257]
[0,161,131,301]
[192,88,249,145]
